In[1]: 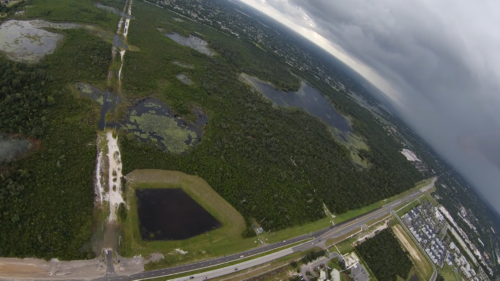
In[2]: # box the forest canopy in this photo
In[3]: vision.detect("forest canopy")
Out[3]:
[120,2,422,232]
[355,228,413,281]
[0,30,110,259]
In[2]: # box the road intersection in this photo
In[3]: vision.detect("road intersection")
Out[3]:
[92,179,435,281]
[2,179,434,281]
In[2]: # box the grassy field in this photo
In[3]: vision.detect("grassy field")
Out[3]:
[333,178,434,224]
[122,167,330,268]
[22,0,120,30]
[326,214,390,250]
[211,247,324,281]
[6,0,22,7]
[325,229,360,249]
[329,237,355,254]
[396,198,423,217]
[438,264,460,281]
[392,223,433,281]
[423,191,440,206]
[122,169,252,268]
[122,167,329,267]
[142,244,319,281]
[260,217,331,244]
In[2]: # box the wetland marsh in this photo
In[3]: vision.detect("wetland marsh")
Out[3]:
[165,32,214,56]
[0,20,64,62]
[0,134,34,163]
[124,98,206,153]
[0,19,133,63]
[241,74,352,133]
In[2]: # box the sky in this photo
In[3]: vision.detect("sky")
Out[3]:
[239,0,500,214]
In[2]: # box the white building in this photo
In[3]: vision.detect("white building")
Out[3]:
[319,270,327,281]
[331,269,341,281]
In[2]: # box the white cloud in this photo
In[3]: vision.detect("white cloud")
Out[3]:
[239,0,500,213]
[239,0,406,107]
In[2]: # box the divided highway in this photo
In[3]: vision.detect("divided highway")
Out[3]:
[91,178,435,281]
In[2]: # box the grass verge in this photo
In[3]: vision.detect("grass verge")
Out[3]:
[23,0,120,30]
[333,178,434,224]
[213,248,322,281]
[396,198,423,217]
[122,169,250,269]
[438,264,459,281]
[392,223,433,281]
[141,240,310,280]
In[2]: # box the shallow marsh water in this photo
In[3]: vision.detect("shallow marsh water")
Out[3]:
[74,83,123,130]
[0,20,64,62]
[0,134,32,163]
[95,3,133,19]
[242,74,352,133]
[0,20,132,63]
[176,73,192,85]
[124,98,206,153]
[165,33,214,56]
[173,61,194,69]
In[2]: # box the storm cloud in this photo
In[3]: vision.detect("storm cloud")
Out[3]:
[241,0,500,213]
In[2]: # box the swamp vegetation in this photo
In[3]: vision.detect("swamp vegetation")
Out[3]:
[0,28,111,259]
[120,1,422,233]
[0,0,421,259]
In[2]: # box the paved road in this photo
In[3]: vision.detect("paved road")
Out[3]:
[90,179,435,281]
[4,179,434,281]
[299,256,328,279]
[105,249,116,277]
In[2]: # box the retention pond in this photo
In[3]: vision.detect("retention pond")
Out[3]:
[136,188,222,241]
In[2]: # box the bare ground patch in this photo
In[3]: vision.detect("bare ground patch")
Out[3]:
[392,225,432,279]
[0,258,105,279]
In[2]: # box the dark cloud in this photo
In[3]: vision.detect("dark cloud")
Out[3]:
[250,0,500,212]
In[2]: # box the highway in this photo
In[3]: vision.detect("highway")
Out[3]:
[90,178,436,281]
[11,180,433,281]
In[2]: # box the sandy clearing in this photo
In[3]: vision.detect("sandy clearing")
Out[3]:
[124,19,130,37]
[343,252,361,268]
[393,225,423,263]
[355,221,388,244]
[95,150,103,202]
[118,49,126,85]
[116,17,124,34]
[107,131,124,222]
[95,147,104,204]
[393,225,434,279]
[0,258,105,279]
